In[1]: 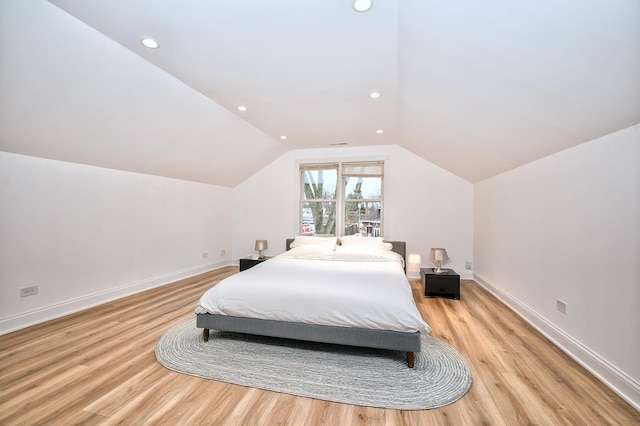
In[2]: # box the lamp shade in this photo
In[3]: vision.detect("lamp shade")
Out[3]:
[407,254,421,276]
[430,248,449,273]
[430,248,449,262]
[255,240,268,251]
[408,253,422,266]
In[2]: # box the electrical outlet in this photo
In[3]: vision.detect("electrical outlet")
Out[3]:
[20,286,38,297]
[202,252,208,259]
[465,262,472,270]
[556,299,567,314]
[220,249,227,256]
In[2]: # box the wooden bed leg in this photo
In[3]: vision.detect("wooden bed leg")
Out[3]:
[203,328,209,342]
[407,352,415,368]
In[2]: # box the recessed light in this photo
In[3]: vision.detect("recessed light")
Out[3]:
[280,135,287,140]
[352,0,373,12]
[141,38,159,49]
[237,106,247,112]
[369,92,381,99]
[376,129,384,134]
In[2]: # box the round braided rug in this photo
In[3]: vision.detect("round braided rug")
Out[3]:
[155,317,472,410]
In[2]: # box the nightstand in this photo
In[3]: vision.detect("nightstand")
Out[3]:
[239,256,271,272]
[421,268,460,300]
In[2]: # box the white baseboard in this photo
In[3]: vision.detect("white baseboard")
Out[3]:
[0,261,234,336]
[459,270,473,280]
[474,272,640,411]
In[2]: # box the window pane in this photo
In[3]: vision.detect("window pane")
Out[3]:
[344,176,381,199]
[344,201,381,237]
[302,201,336,236]
[303,169,337,200]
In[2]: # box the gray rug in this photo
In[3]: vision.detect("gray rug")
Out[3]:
[155,317,472,410]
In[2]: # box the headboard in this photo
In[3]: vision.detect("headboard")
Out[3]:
[285,238,407,272]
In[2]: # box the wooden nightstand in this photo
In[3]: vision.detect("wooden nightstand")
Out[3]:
[239,256,271,272]
[421,268,460,300]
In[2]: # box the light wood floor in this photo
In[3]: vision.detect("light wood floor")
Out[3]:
[1,267,638,425]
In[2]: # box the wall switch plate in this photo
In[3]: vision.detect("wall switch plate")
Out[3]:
[556,299,567,314]
[220,249,227,256]
[202,252,208,258]
[465,262,472,270]
[20,286,38,297]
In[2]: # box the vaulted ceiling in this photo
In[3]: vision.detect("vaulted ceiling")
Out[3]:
[1,0,638,186]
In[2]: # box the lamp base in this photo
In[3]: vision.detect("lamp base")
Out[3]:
[432,268,448,274]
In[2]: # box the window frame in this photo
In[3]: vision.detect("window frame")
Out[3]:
[300,163,339,236]
[298,160,384,237]
[342,161,384,237]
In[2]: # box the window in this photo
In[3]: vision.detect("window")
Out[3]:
[342,161,383,237]
[300,163,338,236]
[300,161,384,237]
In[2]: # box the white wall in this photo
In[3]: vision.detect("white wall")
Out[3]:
[0,152,233,334]
[474,124,640,408]
[232,145,473,279]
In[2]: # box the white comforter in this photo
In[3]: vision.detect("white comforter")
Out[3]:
[195,247,431,334]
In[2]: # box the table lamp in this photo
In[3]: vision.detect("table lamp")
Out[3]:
[430,248,449,274]
[255,240,268,259]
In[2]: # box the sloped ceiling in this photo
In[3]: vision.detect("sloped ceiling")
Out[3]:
[1,0,638,186]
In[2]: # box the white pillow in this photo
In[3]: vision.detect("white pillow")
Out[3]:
[287,245,335,255]
[383,242,394,251]
[339,236,384,249]
[289,236,337,249]
[336,244,385,256]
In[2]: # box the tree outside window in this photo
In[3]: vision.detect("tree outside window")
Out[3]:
[301,165,337,236]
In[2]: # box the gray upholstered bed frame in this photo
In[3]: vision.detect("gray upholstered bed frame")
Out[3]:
[196,239,421,367]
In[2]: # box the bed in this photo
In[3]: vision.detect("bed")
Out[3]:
[195,236,430,367]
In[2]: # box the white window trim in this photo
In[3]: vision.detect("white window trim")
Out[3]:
[296,158,386,237]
